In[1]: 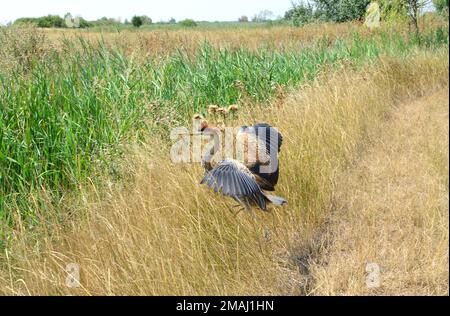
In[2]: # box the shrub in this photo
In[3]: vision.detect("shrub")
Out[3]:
[36,15,65,28]
[179,19,197,27]
[141,15,153,25]
[252,10,274,22]
[131,15,143,27]
[238,15,249,22]
[285,0,370,24]
[14,17,39,26]
[314,0,371,22]
[433,0,449,16]
[78,18,91,28]
[285,2,316,26]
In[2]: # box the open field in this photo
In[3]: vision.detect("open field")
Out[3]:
[0,19,448,295]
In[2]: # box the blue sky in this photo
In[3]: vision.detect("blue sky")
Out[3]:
[0,0,295,24]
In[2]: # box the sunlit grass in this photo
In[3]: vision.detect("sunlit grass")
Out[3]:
[0,49,447,295]
[1,26,448,229]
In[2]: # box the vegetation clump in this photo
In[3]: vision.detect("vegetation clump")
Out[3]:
[179,19,198,27]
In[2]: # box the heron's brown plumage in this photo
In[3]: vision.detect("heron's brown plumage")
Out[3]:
[196,118,286,211]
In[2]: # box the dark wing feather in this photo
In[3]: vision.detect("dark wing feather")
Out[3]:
[252,123,283,153]
[200,160,267,210]
[249,123,283,190]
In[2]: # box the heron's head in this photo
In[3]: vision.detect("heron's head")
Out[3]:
[192,114,220,135]
[200,122,221,135]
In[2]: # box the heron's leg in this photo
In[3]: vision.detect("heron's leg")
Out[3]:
[229,197,247,217]
[246,208,271,242]
[263,227,270,241]
[226,204,243,217]
[232,196,261,221]
[249,208,260,221]
[232,197,270,240]
[241,199,271,242]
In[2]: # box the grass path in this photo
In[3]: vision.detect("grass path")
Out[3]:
[308,87,449,295]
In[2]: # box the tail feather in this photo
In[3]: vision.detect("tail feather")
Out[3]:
[265,194,287,206]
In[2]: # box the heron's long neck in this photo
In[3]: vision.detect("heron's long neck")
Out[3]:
[202,130,220,172]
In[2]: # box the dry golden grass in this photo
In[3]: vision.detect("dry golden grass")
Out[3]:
[0,50,447,295]
[38,14,448,58]
[44,22,363,56]
[308,87,449,296]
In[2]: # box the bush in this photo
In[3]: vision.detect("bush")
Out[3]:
[78,18,91,28]
[285,2,316,26]
[132,15,143,27]
[252,10,275,22]
[314,0,371,22]
[179,19,197,27]
[36,15,65,28]
[141,15,152,25]
[15,15,90,28]
[14,17,39,26]
[90,17,122,28]
[238,16,249,22]
[433,0,449,15]
[378,0,408,21]
[285,0,370,25]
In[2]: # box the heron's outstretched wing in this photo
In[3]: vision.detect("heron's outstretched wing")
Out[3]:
[200,159,267,211]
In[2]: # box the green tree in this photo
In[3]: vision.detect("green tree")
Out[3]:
[433,0,449,15]
[405,0,430,36]
[37,15,65,28]
[14,17,39,25]
[252,10,274,22]
[78,17,91,28]
[285,0,371,24]
[314,0,371,22]
[131,15,143,27]
[379,0,408,21]
[285,2,315,26]
[141,15,152,25]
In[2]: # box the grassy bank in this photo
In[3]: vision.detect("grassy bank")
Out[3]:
[0,48,448,295]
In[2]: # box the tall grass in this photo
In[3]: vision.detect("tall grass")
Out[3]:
[0,25,448,230]
[0,50,447,295]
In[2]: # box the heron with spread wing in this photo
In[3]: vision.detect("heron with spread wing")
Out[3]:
[193,114,287,213]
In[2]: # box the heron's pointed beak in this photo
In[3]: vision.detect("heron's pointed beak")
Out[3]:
[188,132,203,136]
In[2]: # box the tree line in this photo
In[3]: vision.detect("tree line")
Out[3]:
[285,0,448,34]
[10,1,448,30]
[12,14,178,28]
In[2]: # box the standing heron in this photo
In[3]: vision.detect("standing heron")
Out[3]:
[193,115,287,214]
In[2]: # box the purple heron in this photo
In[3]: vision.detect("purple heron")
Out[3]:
[194,116,287,213]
